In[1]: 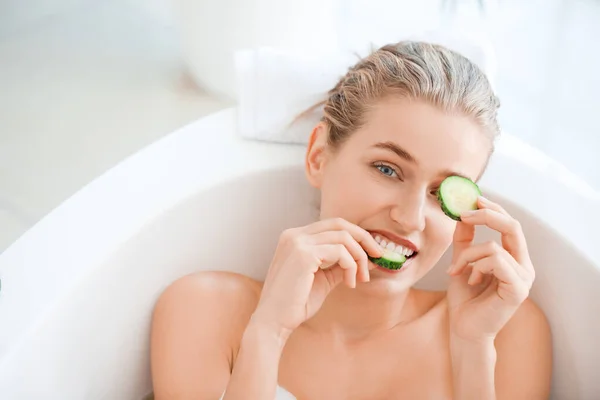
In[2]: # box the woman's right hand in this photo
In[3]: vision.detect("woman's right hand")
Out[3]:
[251,218,383,337]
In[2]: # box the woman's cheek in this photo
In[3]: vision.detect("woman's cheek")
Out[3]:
[320,169,385,220]
[319,173,364,218]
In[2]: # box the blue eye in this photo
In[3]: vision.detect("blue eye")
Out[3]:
[375,164,398,178]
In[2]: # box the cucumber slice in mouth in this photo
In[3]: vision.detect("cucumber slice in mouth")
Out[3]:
[437,176,481,221]
[368,249,410,270]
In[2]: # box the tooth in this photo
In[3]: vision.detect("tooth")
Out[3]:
[375,235,382,243]
[381,240,387,248]
[407,249,414,257]
[386,242,395,250]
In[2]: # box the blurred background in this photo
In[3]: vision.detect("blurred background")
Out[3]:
[0,0,598,253]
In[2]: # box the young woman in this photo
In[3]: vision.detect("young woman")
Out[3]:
[150,41,552,400]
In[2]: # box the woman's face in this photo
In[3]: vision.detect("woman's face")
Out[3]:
[305,96,492,292]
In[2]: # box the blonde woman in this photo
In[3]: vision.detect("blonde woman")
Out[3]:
[150,41,552,400]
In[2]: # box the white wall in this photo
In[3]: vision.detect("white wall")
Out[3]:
[0,0,175,38]
[0,0,89,36]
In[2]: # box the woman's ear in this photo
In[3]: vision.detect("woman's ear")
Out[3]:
[305,123,329,189]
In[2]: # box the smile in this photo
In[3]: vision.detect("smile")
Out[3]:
[370,233,418,259]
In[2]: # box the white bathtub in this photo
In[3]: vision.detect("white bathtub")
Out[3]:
[0,107,598,399]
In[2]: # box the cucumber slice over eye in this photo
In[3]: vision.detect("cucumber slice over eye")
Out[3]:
[368,250,407,270]
[437,176,481,221]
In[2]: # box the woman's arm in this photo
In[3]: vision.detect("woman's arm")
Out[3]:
[447,198,551,399]
[222,318,290,400]
[151,271,277,400]
[151,218,379,399]
[450,335,497,400]
[450,298,552,400]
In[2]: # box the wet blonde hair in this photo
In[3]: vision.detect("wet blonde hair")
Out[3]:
[308,40,500,151]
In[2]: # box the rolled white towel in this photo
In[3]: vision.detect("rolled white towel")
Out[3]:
[234,46,353,145]
[234,29,496,145]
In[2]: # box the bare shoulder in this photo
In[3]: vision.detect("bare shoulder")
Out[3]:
[495,296,552,350]
[150,271,264,399]
[152,270,264,343]
[494,297,553,399]
[158,270,263,302]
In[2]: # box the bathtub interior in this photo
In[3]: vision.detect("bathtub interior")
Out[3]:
[1,165,599,400]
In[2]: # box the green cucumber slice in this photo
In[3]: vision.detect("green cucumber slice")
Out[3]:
[437,175,481,221]
[368,249,407,270]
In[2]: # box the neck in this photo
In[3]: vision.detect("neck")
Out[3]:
[306,282,415,341]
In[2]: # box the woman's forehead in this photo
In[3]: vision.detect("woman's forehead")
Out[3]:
[351,98,491,180]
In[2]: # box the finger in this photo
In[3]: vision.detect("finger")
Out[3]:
[458,197,534,278]
[477,196,510,215]
[449,240,534,288]
[471,255,531,303]
[317,263,346,290]
[301,218,383,258]
[310,230,370,283]
[315,244,357,288]
[451,221,475,263]
[448,240,499,275]
[459,207,528,263]
[470,253,521,286]
[468,269,486,286]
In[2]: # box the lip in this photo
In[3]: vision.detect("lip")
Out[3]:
[369,230,419,253]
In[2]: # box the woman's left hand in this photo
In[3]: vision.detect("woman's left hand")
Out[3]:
[446,196,536,343]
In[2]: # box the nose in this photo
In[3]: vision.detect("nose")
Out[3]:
[390,189,426,233]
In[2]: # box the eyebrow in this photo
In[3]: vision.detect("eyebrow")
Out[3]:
[372,141,472,181]
[373,141,418,164]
